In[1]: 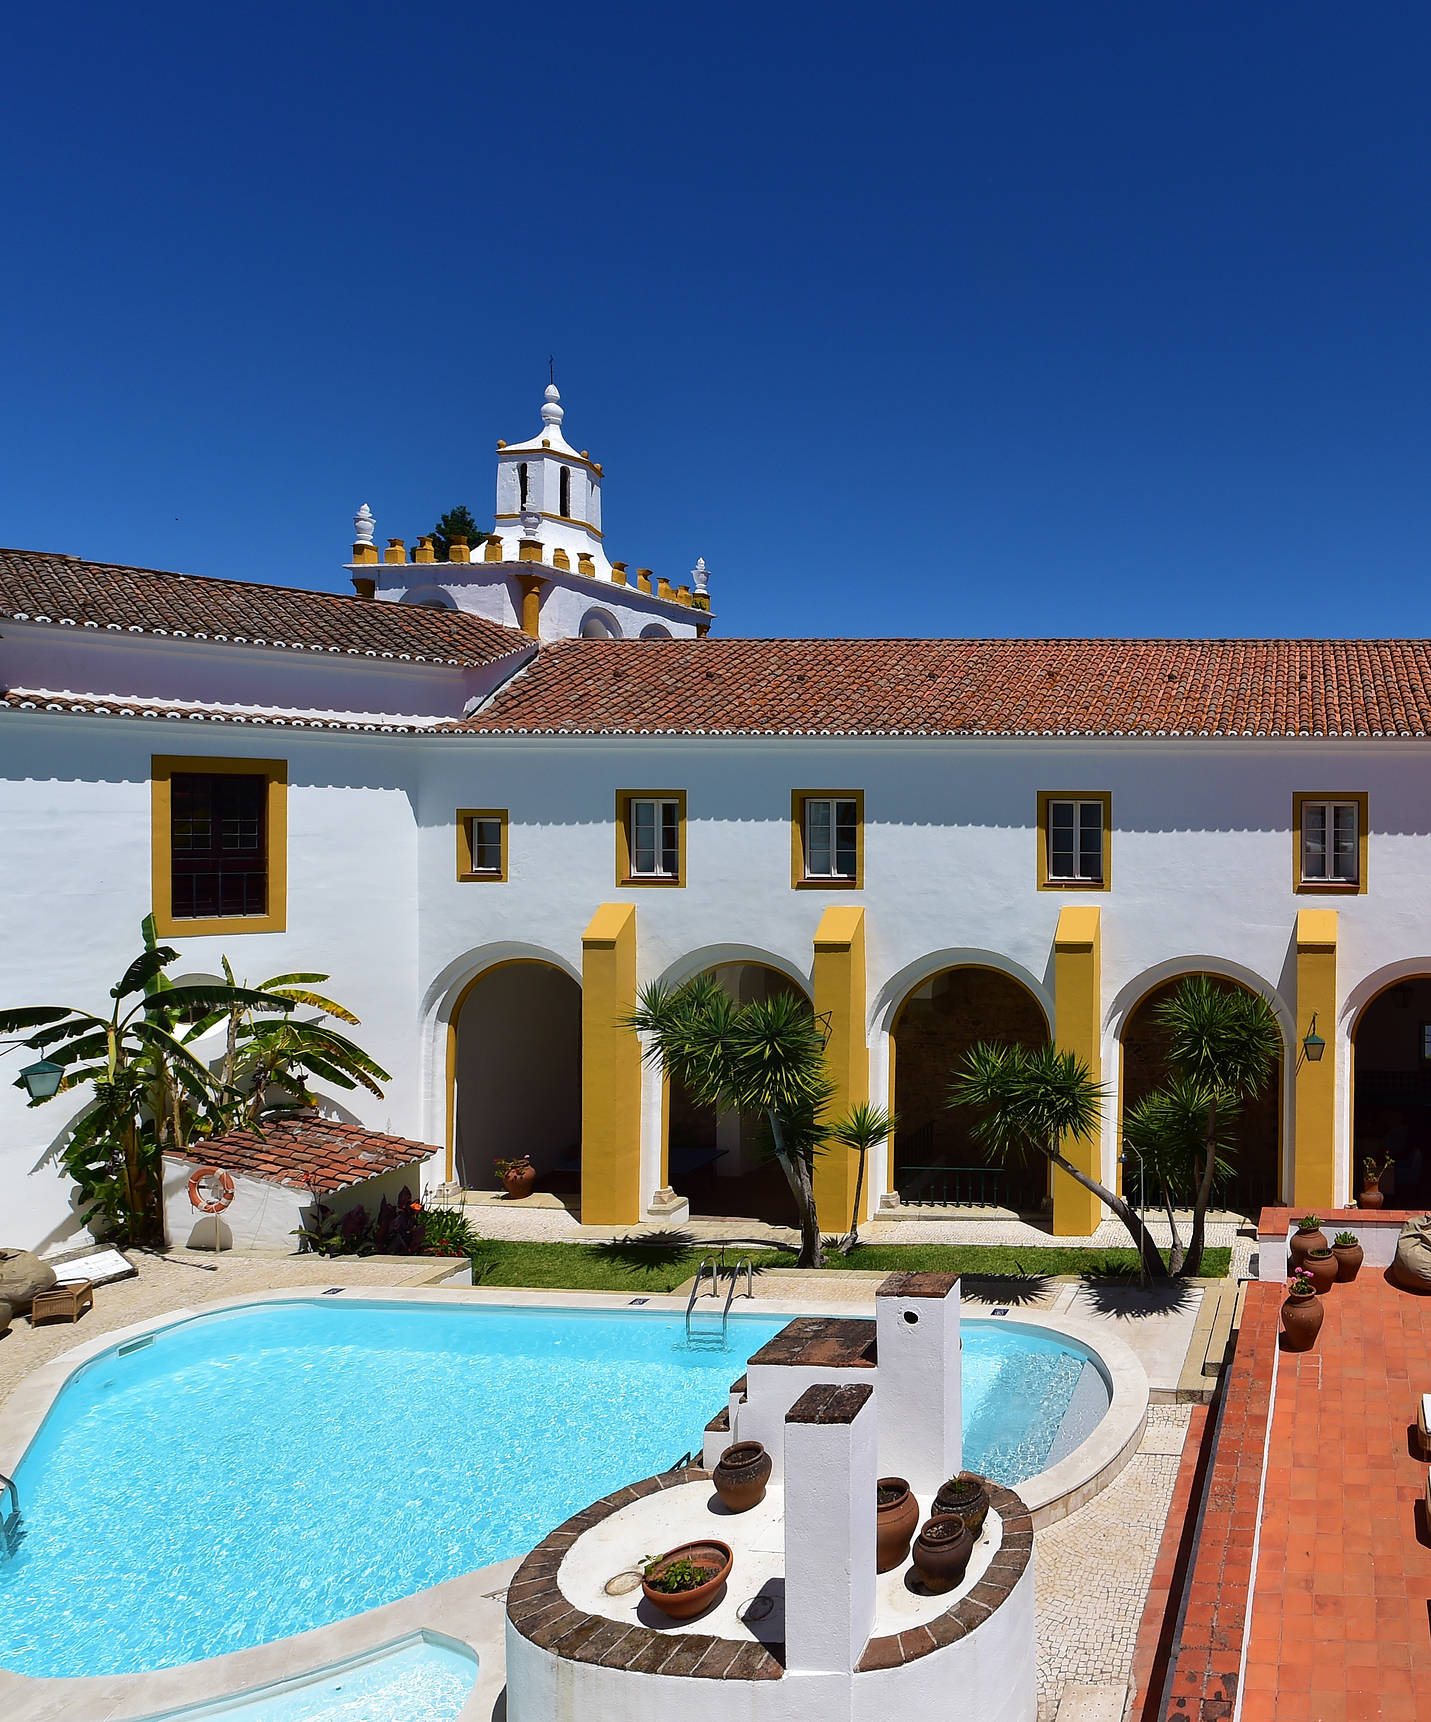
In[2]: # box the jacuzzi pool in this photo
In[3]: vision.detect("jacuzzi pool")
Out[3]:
[0,1298,1104,1678]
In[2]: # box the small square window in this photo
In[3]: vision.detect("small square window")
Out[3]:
[1293,793,1367,893]
[1421,1023,1431,1065]
[456,809,507,881]
[1038,793,1110,889]
[616,791,686,886]
[791,791,864,888]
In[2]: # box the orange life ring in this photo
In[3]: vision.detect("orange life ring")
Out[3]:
[187,1166,235,1214]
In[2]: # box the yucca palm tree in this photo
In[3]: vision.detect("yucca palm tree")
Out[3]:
[828,1102,899,1255]
[628,973,878,1269]
[1121,1078,1239,1275]
[1145,976,1280,1276]
[1,920,291,1241]
[949,1041,1170,1279]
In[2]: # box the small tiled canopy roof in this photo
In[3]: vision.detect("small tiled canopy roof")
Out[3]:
[458,636,1431,739]
[168,1116,439,1196]
[0,549,530,669]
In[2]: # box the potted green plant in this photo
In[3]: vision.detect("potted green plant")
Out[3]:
[1288,1214,1328,1270]
[1280,1270,1323,1350]
[641,1540,733,1619]
[1358,1158,1386,1209]
[1332,1231,1364,1281]
[494,1154,535,1200]
[1303,1247,1338,1295]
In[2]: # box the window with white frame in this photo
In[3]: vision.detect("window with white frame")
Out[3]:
[1301,800,1358,884]
[629,798,680,878]
[469,816,502,873]
[804,797,858,880]
[1046,798,1104,884]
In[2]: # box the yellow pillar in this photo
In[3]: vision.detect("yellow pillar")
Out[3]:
[580,904,643,1224]
[1053,906,1103,1236]
[811,906,869,1233]
[1294,909,1338,1210]
[517,575,543,637]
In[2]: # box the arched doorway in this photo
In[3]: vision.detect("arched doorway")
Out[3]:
[891,967,1050,1211]
[667,962,811,1225]
[1352,978,1431,1205]
[453,962,582,1194]
[1120,975,1282,1218]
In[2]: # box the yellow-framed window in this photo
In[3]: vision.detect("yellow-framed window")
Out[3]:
[456,809,509,881]
[615,790,687,887]
[1293,792,1367,893]
[1036,791,1112,890]
[790,790,864,888]
[151,756,287,936]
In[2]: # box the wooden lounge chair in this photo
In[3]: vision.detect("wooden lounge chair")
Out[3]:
[30,1279,94,1325]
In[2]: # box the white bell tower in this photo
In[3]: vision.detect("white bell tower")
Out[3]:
[494,386,611,580]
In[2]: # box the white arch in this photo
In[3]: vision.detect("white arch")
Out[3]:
[1339,958,1431,1209]
[869,948,1053,1041]
[398,585,458,610]
[579,607,623,640]
[654,943,813,997]
[418,941,582,1164]
[1105,956,1295,1207]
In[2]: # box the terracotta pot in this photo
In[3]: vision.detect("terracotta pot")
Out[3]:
[1332,1241,1364,1282]
[1358,1187,1385,1210]
[1303,1249,1338,1295]
[933,1473,990,1540]
[911,1513,975,1594]
[1280,1287,1324,1351]
[876,1477,919,1573]
[502,1165,536,1200]
[712,1441,772,1513]
[641,1540,733,1620]
[1288,1226,1328,1270]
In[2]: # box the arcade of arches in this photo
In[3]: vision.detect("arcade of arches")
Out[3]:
[891,967,1050,1210]
[1119,976,1282,1214]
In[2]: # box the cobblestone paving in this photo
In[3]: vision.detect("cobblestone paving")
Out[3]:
[1033,1403,1193,1721]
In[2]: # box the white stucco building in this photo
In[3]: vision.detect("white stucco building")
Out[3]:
[3,386,1429,1251]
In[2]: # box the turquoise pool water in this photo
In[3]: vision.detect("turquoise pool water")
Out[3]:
[0,1300,1099,1678]
[162,1637,476,1721]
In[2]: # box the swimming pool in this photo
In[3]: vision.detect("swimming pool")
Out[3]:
[0,1299,1101,1678]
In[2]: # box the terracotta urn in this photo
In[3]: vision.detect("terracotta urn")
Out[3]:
[1280,1284,1324,1351]
[1288,1222,1328,1271]
[1303,1249,1338,1295]
[712,1441,772,1513]
[933,1473,991,1540]
[502,1163,536,1200]
[911,1513,975,1594]
[641,1540,733,1620]
[876,1476,919,1572]
[1358,1187,1385,1210]
[1332,1239,1365,1282]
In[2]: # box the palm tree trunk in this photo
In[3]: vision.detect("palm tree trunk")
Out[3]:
[1184,1096,1219,1277]
[768,1110,824,1268]
[840,1147,868,1257]
[1160,1183,1185,1276]
[1042,1143,1170,1279]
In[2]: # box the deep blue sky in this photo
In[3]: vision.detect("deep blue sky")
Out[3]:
[3,5,1429,640]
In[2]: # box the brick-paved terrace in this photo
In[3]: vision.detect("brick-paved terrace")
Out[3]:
[1138,1267,1431,1722]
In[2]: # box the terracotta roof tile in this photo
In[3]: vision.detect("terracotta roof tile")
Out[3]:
[456,636,1431,739]
[166,1116,439,1196]
[0,548,529,669]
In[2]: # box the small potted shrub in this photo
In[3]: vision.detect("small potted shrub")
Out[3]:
[1280,1269,1323,1350]
[1332,1231,1364,1282]
[1288,1214,1328,1270]
[933,1473,991,1540]
[640,1540,733,1620]
[494,1154,536,1200]
[1303,1247,1338,1295]
[1358,1157,1386,1209]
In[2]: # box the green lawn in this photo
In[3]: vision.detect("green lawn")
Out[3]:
[465,1238,1231,1293]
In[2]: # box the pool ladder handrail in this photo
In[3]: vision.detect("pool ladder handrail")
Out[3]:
[685,1257,754,1348]
[0,1470,20,1558]
[685,1257,720,1343]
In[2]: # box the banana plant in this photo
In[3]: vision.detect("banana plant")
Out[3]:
[1,919,292,1241]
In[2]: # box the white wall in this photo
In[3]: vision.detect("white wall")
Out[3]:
[371,560,703,642]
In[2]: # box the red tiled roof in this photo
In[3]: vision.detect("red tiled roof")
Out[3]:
[457,636,1431,738]
[0,549,530,669]
[166,1116,439,1195]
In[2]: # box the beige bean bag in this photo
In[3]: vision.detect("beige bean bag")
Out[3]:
[1393,1215,1431,1293]
[0,1249,57,1313]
